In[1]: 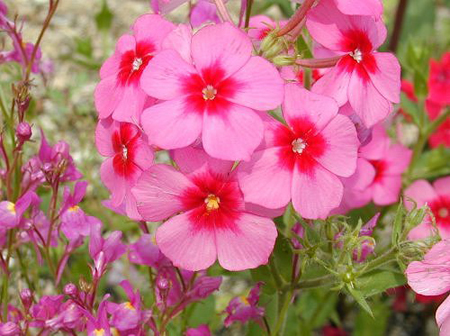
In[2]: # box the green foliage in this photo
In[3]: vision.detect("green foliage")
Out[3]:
[95,0,114,32]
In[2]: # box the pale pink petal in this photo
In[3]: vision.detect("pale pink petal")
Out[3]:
[99,54,121,79]
[404,180,437,209]
[112,86,147,123]
[312,65,351,107]
[216,213,277,271]
[132,14,175,46]
[116,34,136,54]
[348,69,391,127]
[95,119,115,157]
[162,24,193,63]
[156,211,217,271]
[316,114,358,177]
[437,295,450,332]
[292,164,343,219]
[384,144,412,174]
[244,203,286,218]
[359,124,390,160]
[372,175,402,206]
[284,84,339,131]
[132,138,154,170]
[171,146,233,175]
[334,0,383,17]
[132,164,194,221]
[434,177,450,196]
[227,56,284,111]
[141,98,202,150]
[343,158,376,191]
[100,159,126,206]
[202,104,263,161]
[141,49,196,100]
[191,22,252,76]
[238,148,292,209]
[94,77,122,119]
[367,53,401,104]
[306,0,352,51]
[407,220,434,241]
[125,188,141,221]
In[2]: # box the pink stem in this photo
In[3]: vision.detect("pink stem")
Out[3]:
[296,55,342,68]
[213,0,233,24]
[277,0,316,37]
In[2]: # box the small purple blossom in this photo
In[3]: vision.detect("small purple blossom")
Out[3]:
[224,282,265,327]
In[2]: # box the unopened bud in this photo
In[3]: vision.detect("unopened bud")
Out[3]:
[20,288,33,310]
[260,32,287,60]
[272,55,296,67]
[64,283,78,297]
[16,122,32,142]
[157,276,170,290]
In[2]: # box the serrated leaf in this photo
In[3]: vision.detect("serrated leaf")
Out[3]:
[95,0,113,32]
[357,270,406,298]
[346,285,373,317]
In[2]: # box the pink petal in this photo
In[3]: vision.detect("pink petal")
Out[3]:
[367,53,401,104]
[316,114,358,177]
[437,295,450,332]
[116,34,136,54]
[344,158,376,191]
[348,69,392,127]
[407,220,434,241]
[171,146,233,175]
[359,124,390,160]
[404,180,437,209]
[132,164,194,221]
[132,14,175,46]
[334,0,383,17]
[100,159,126,206]
[216,213,277,271]
[312,65,351,107]
[162,24,193,63]
[94,77,122,119]
[99,53,121,79]
[292,164,343,219]
[202,104,264,161]
[125,188,141,221]
[284,84,339,131]
[191,22,252,76]
[245,203,286,218]
[238,148,293,209]
[384,144,412,174]
[156,211,217,271]
[95,119,115,157]
[141,49,196,100]
[372,175,402,206]
[407,261,450,296]
[141,98,202,150]
[228,56,284,111]
[112,86,147,123]
[434,177,450,196]
[132,138,154,170]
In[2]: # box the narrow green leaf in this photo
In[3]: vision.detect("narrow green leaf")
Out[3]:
[357,270,406,298]
[346,285,373,317]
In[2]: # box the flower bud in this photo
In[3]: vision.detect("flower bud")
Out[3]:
[64,283,78,297]
[260,32,286,60]
[20,288,33,310]
[157,276,170,290]
[16,122,32,142]
[0,322,20,336]
[272,55,296,67]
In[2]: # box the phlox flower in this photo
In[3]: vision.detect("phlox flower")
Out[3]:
[140,22,284,161]
[238,84,359,219]
[405,177,450,240]
[428,52,450,106]
[224,282,264,327]
[292,0,382,17]
[132,146,278,271]
[307,0,400,127]
[406,240,450,335]
[94,14,174,122]
[96,119,154,220]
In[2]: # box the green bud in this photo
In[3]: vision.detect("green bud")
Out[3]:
[272,55,296,67]
[260,32,287,60]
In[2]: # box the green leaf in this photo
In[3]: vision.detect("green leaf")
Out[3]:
[75,37,93,58]
[391,202,405,246]
[250,266,276,294]
[346,285,373,317]
[95,0,113,32]
[354,298,390,336]
[273,235,293,282]
[357,270,406,298]
[400,93,423,127]
[187,295,216,326]
[412,147,450,180]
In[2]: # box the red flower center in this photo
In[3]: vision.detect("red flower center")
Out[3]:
[117,42,155,86]
[181,169,242,230]
[430,196,450,228]
[369,160,386,182]
[274,117,327,175]
[112,123,140,178]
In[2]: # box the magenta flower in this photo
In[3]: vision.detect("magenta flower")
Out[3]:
[0,322,20,336]
[224,282,264,327]
[96,119,154,219]
[84,296,111,336]
[406,240,450,335]
[238,84,359,219]
[128,234,170,269]
[332,0,382,17]
[186,324,211,336]
[94,14,174,122]
[89,223,126,279]
[132,147,278,271]
[140,22,284,161]
[428,52,450,106]
[30,295,65,328]
[405,177,450,240]
[353,213,379,262]
[108,280,144,331]
[0,191,39,229]
[190,0,220,28]
[307,0,400,127]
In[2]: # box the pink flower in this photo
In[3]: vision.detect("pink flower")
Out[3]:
[427,100,450,148]
[190,0,220,28]
[406,240,450,335]
[0,191,39,230]
[247,15,278,46]
[186,324,211,336]
[405,177,450,240]
[94,14,174,122]
[128,234,170,269]
[332,0,382,17]
[224,282,264,327]
[108,281,145,331]
[238,84,358,219]
[428,52,450,106]
[84,297,111,336]
[140,22,284,161]
[150,0,189,14]
[307,0,400,127]
[132,147,278,271]
[96,119,154,219]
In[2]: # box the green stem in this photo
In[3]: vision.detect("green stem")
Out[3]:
[16,249,35,291]
[358,248,398,275]
[272,289,294,336]
[269,258,284,290]
[244,0,253,28]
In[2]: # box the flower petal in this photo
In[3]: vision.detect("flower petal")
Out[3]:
[94,77,122,119]
[132,14,175,46]
[100,158,126,206]
[404,180,437,209]
[367,53,401,104]
[312,65,351,107]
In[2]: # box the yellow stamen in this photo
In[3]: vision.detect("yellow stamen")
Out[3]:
[6,202,16,215]
[68,205,79,212]
[204,194,220,211]
[124,301,135,310]
[94,329,105,336]
[202,85,217,100]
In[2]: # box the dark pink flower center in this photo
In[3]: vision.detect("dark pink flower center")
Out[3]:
[430,196,450,228]
[182,66,240,115]
[117,42,155,86]
[369,160,386,182]
[112,123,140,178]
[181,170,242,230]
[274,117,327,175]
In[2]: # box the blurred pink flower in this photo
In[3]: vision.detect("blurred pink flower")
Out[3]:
[140,22,284,161]
[238,84,358,219]
[224,282,264,327]
[428,52,450,106]
[186,324,211,336]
